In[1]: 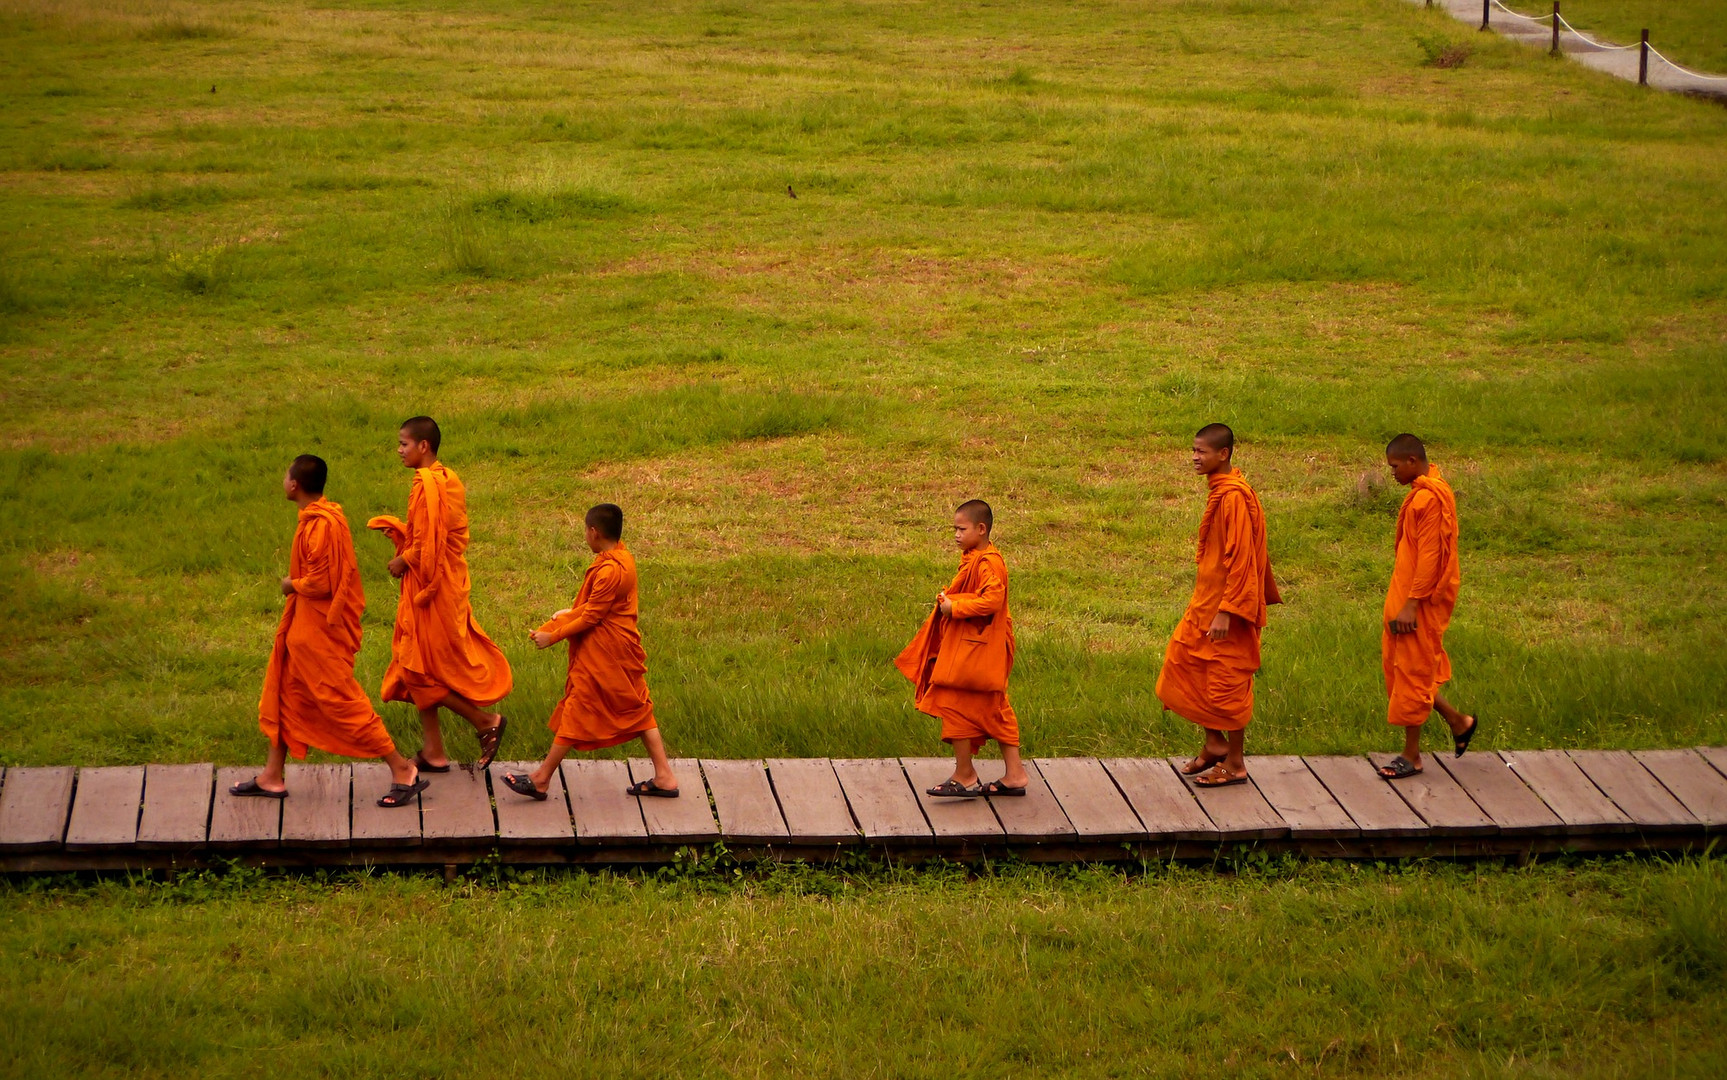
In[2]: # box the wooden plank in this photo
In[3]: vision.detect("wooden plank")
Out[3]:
[765,758,858,844]
[64,766,144,850]
[1697,746,1727,780]
[1438,755,1563,835]
[1100,758,1215,840]
[1303,756,1428,838]
[1169,756,1287,840]
[1499,750,1632,835]
[1033,757,1146,842]
[902,758,1005,842]
[1368,753,1496,835]
[0,767,75,851]
[1633,750,1727,830]
[974,759,1077,843]
[831,758,932,841]
[1246,756,1356,840]
[489,762,574,845]
[209,767,282,848]
[1568,750,1698,831]
[417,764,495,844]
[280,764,351,848]
[350,762,421,847]
[700,760,789,843]
[137,763,213,849]
[561,759,647,844]
[628,758,718,844]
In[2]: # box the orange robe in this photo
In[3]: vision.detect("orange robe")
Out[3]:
[259,498,395,760]
[895,543,1018,751]
[1383,466,1461,727]
[1156,469,1279,732]
[368,462,513,710]
[539,544,658,751]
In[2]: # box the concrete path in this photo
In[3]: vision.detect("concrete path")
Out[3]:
[1421,0,1727,100]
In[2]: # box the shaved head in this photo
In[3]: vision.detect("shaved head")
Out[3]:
[586,502,624,541]
[1195,423,1235,452]
[956,499,993,533]
[400,416,441,453]
[288,454,327,495]
[1386,433,1427,461]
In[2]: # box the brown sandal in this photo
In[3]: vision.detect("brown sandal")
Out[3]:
[1192,765,1249,788]
[1181,754,1225,776]
[476,716,507,770]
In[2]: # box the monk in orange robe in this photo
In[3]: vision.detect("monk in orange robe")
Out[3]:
[1377,433,1479,781]
[232,455,426,809]
[499,504,679,801]
[896,499,1029,798]
[368,416,512,772]
[1157,423,1279,787]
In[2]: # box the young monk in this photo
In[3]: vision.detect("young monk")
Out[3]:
[233,455,427,808]
[895,499,1029,798]
[367,416,512,772]
[1377,433,1479,780]
[499,504,678,801]
[1157,423,1279,787]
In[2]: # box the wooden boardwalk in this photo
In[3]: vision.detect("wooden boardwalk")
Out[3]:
[2,750,1725,872]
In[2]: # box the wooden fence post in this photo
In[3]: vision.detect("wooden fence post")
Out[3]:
[1481,0,1490,31]
[1551,3,1560,56]
[1640,29,1649,85]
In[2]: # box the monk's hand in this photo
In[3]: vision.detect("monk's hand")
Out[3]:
[1390,599,1420,635]
[387,556,408,579]
[936,593,954,617]
[279,576,296,596]
[529,630,556,649]
[1208,611,1231,641]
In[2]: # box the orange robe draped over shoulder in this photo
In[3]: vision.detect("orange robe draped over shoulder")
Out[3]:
[1156,470,1279,732]
[895,543,1018,751]
[259,498,395,760]
[368,463,513,710]
[539,544,658,751]
[1383,466,1461,727]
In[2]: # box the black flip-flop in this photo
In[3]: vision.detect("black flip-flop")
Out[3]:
[928,777,985,798]
[1192,766,1249,788]
[982,779,1027,797]
[500,771,548,801]
[626,778,679,798]
[377,776,429,808]
[1378,756,1423,781]
[1453,715,1480,758]
[229,777,287,799]
[476,716,508,770]
[413,752,451,774]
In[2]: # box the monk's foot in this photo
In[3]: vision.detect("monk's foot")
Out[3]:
[476,715,508,770]
[1191,764,1249,788]
[1181,754,1225,776]
[1452,715,1480,757]
[1378,756,1423,781]
[230,777,287,798]
[414,751,452,774]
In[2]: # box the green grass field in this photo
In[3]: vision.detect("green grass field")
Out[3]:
[3,1,1726,1075]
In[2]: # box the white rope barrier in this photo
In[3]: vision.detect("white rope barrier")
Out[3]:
[1487,1,1637,51]
[1648,45,1727,82]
